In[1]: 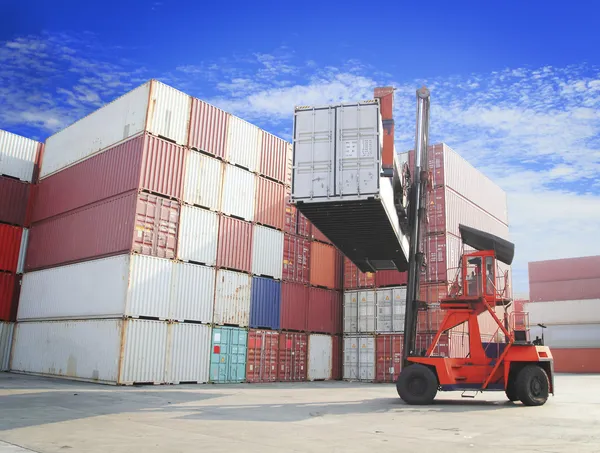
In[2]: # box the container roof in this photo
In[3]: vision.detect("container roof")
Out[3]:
[459,224,515,265]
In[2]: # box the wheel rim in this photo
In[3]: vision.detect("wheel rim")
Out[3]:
[530,376,543,396]
[408,375,427,396]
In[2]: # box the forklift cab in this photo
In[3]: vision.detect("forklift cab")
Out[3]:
[462,250,503,305]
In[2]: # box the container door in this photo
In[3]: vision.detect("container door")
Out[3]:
[343,337,358,380]
[392,287,407,332]
[359,336,375,381]
[293,107,335,200]
[229,328,247,382]
[210,327,226,382]
[343,292,358,333]
[358,290,375,333]
[375,289,393,332]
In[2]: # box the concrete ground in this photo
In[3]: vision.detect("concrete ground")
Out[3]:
[0,373,599,453]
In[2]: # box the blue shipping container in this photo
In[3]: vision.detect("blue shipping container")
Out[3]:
[210,326,248,383]
[250,277,281,330]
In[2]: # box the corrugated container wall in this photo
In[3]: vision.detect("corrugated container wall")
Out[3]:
[307,287,342,335]
[0,177,30,226]
[177,206,219,266]
[0,129,40,182]
[250,277,281,330]
[343,335,375,381]
[375,269,407,288]
[0,273,18,322]
[221,164,255,221]
[41,81,191,179]
[254,177,285,230]
[278,332,307,381]
[0,224,24,273]
[307,334,333,380]
[282,234,310,284]
[531,324,600,349]
[216,215,253,273]
[529,256,600,283]
[551,348,600,373]
[183,151,223,211]
[260,131,287,183]
[214,269,251,327]
[188,99,229,160]
[524,299,600,325]
[246,330,279,383]
[25,191,179,271]
[375,334,403,383]
[169,323,211,384]
[344,258,375,289]
[280,282,308,332]
[310,242,339,289]
[33,133,185,223]
[0,322,13,371]
[530,278,600,302]
[210,326,247,383]
[252,225,284,279]
[226,115,261,172]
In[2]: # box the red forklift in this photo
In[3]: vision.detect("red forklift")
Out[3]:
[396,88,554,406]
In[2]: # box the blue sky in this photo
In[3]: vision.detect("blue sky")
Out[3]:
[1,0,599,295]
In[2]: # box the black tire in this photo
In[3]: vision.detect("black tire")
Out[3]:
[396,364,438,405]
[515,365,549,406]
[505,378,519,401]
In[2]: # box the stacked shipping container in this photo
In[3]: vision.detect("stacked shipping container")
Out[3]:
[526,256,600,373]
[0,129,42,370]
[9,79,342,384]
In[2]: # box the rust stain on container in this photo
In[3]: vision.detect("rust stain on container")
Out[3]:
[260,131,287,183]
[280,282,308,332]
[246,329,279,383]
[188,98,229,160]
[307,287,342,334]
[217,215,253,273]
[0,176,30,226]
[278,332,307,382]
[132,193,180,259]
[254,177,285,231]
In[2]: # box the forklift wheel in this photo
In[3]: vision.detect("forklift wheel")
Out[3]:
[515,365,549,406]
[396,364,438,405]
[505,378,519,402]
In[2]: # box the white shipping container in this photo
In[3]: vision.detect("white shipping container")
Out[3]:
[343,292,358,333]
[16,228,29,274]
[214,269,251,327]
[168,323,211,384]
[0,322,14,371]
[183,151,224,211]
[41,80,192,179]
[358,290,376,333]
[0,129,39,182]
[177,205,219,265]
[221,164,256,221]
[524,300,600,326]
[308,334,333,380]
[343,335,375,381]
[226,115,261,172]
[530,323,600,349]
[376,286,407,332]
[18,255,215,323]
[251,225,284,279]
[120,318,168,384]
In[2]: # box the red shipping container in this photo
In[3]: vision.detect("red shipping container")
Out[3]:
[530,278,600,302]
[417,307,445,333]
[0,176,30,226]
[552,348,600,373]
[260,131,287,183]
[0,224,23,273]
[375,270,407,287]
[280,282,308,332]
[375,334,403,383]
[529,256,600,284]
[307,287,342,334]
[188,98,228,159]
[419,282,449,304]
[247,329,279,383]
[254,177,285,231]
[331,335,342,380]
[343,257,375,289]
[297,212,311,237]
[25,191,179,272]
[415,332,449,357]
[310,242,343,290]
[277,332,307,382]
[282,234,310,284]
[284,191,297,235]
[32,133,185,223]
[0,272,19,322]
[217,215,253,273]
[312,225,332,244]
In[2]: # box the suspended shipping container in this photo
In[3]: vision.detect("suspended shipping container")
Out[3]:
[41,80,192,179]
[307,334,333,380]
[214,269,251,327]
[0,272,19,322]
[343,335,375,381]
[0,176,31,226]
[217,215,253,273]
[375,334,403,383]
[188,98,229,160]
[226,115,261,172]
[177,205,219,266]
[250,277,281,330]
[183,151,223,211]
[529,255,600,284]
[18,255,215,323]
[0,224,25,273]
[307,287,342,335]
[254,176,285,230]
[221,164,255,221]
[282,234,310,284]
[0,321,13,371]
[529,278,600,302]
[278,332,307,381]
[210,326,248,383]
[524,299,600,325]
[246,329,279,383]
[25,191,179,272]
[260,131,287,184]
[0,128,41,182]
[252,225,284,280]
[280,282,308,332]
[32,133,186,223]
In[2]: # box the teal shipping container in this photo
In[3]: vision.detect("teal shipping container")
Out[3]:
[210,326,248,383]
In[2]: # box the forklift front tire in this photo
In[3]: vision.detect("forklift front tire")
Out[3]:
[396,364,438,405]
[516,365,549,406]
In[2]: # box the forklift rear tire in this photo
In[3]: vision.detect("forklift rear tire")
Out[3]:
[396,364,438,405]
[505,379,519,402]
[515,365,549,406]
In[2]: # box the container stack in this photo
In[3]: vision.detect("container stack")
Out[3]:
[526,256,600,373]
[0,129,42,371]
[9,79,343,385]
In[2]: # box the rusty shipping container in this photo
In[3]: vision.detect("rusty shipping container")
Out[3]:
[307,287,342,335]
[278,332,307,381]
[282,234,310,284]
[246,329,279,383]
[375,270,407,288]
[0,176,31,226]
[216,215,253,273]
[343,257,375,289]
[530,278,600,302]
[280,282,308,332]
[254,177,285,231]
[0,272,19,322]
[32,133,186,223]
[375,334,403,383]
[260,131,287,184]
[529,255,600,283]
[309,242,341,289]
[25,191,179,272]
[188,98,229,160]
